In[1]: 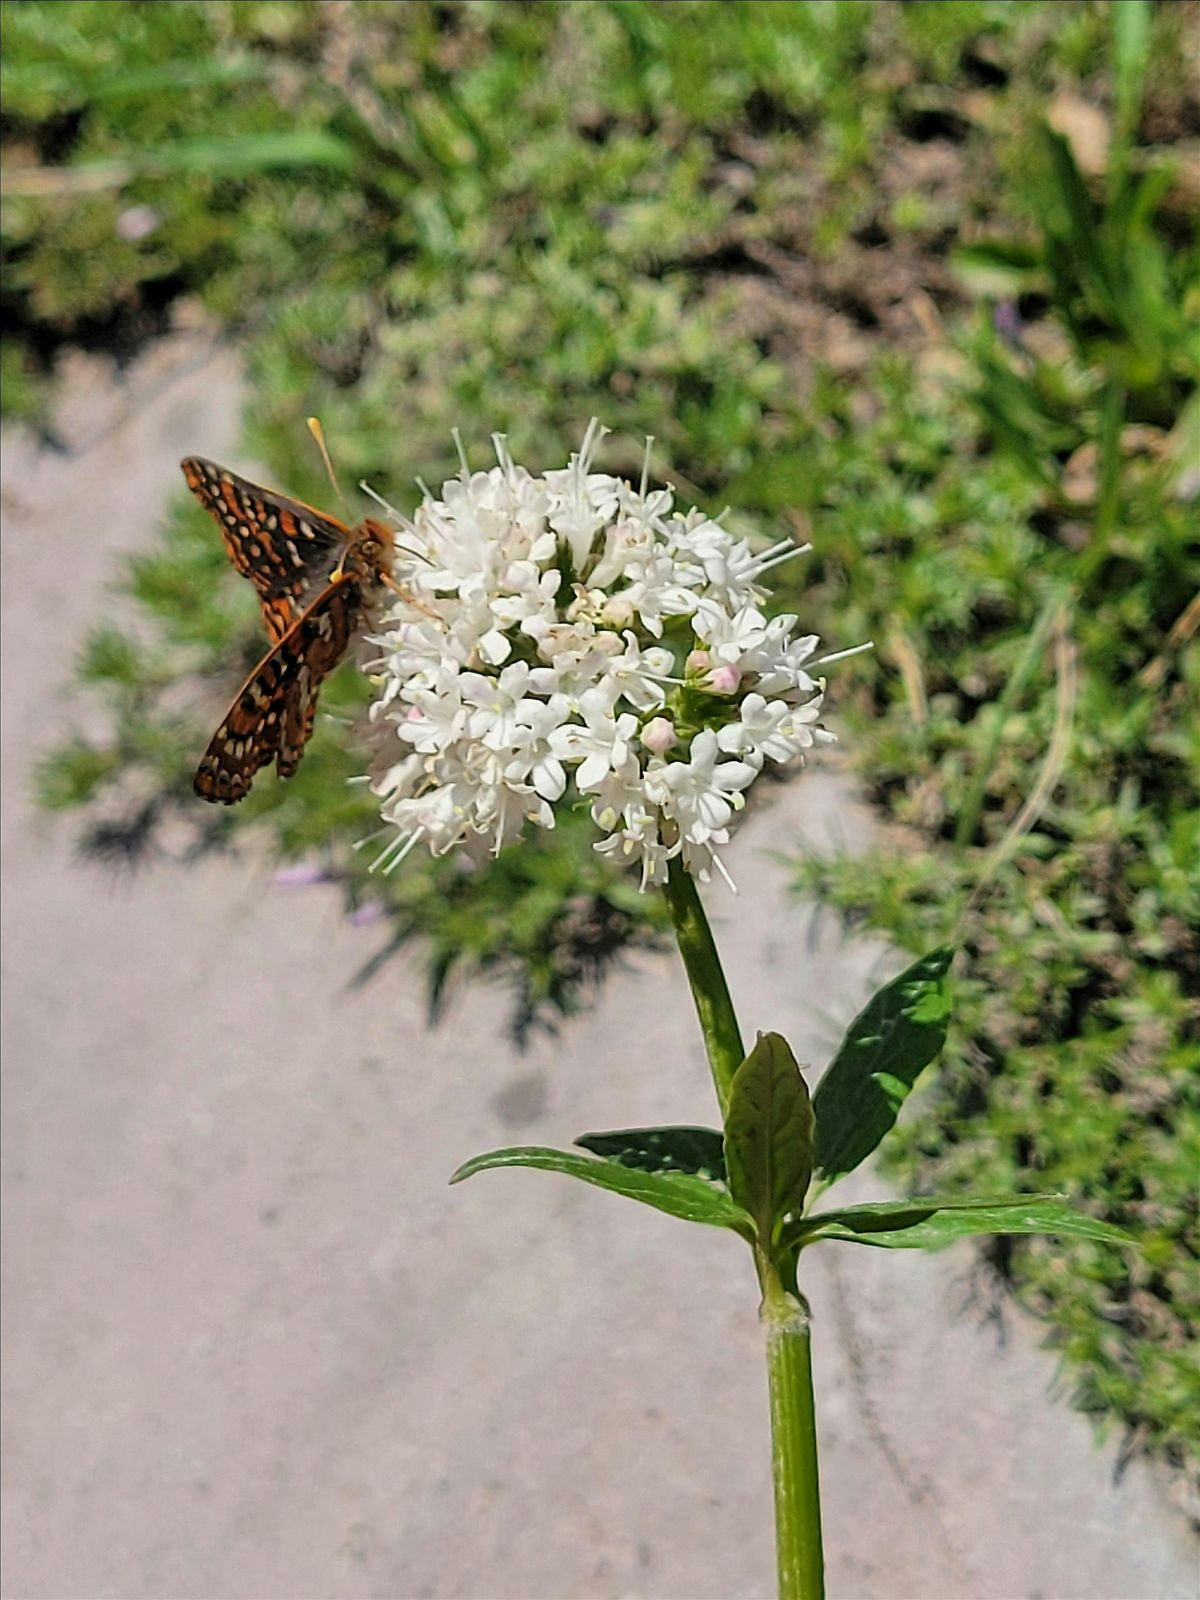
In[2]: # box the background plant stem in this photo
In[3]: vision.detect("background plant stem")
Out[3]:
[662,855,745,1118]
[663,859,824,1599]
[765,1293,825,1600]
[953,587,1064,848]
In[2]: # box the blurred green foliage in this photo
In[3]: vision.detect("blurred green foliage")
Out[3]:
[5,0,1197,1476]
[791,11,1199,1477]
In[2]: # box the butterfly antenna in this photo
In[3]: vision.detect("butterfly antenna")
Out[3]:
[306,416,351,518]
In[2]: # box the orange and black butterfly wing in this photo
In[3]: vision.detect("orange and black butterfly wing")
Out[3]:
[274,576,365,778]
[194,574,365,803]
[181,457,351,644]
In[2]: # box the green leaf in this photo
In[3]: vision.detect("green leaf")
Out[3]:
[950,240,1044,298]
[794,1196,1136,1251]
[109,131,358,179]
[450,1146,752,1232]
[574,1126,726,1182]
[2,130,360,200]
[1112,0,1152,140]
[812,948,954,1187]
[724,1032,814,1243]
[0,56,266,109]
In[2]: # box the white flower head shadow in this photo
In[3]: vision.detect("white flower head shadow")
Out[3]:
[364,423,866,886]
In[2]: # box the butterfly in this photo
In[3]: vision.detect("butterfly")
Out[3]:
[182,456,398,804]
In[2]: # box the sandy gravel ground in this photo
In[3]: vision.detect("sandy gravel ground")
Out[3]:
[2,335,1196,1599]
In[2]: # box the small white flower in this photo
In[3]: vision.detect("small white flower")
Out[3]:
[397,684,468,753]
[386,755,482,856]
[489,563,561,636]
[643,730,758,847]
[461,662,536,750]
[751,624,820,695]
[477,769,554,851]
[369,750,425,804]
[551,689,638,791]
[692,598,770,666]
[717,692,832,764]
[597,633,672,712]
[503,695,570,802]
[544,419,620,571]
[594,806,673,890]
[620,548,702,637]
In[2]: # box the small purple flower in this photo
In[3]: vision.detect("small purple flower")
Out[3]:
[993,301,1022,348]
[348,900,385,927]
[273,863,331,888]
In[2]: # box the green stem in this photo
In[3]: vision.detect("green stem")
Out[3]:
[662,854,745,1118]
[662,859,824,1600]
[1094,374,1126,546]
[764,1292,825,1600]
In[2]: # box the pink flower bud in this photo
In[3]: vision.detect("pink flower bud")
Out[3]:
[641,716,677,754]
[706,664,742,695]
[686,649,711,675]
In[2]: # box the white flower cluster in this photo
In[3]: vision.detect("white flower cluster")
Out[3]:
[365,422,856,889]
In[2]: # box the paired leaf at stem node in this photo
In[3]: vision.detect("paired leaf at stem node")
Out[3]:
[451,946,1134,1269]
